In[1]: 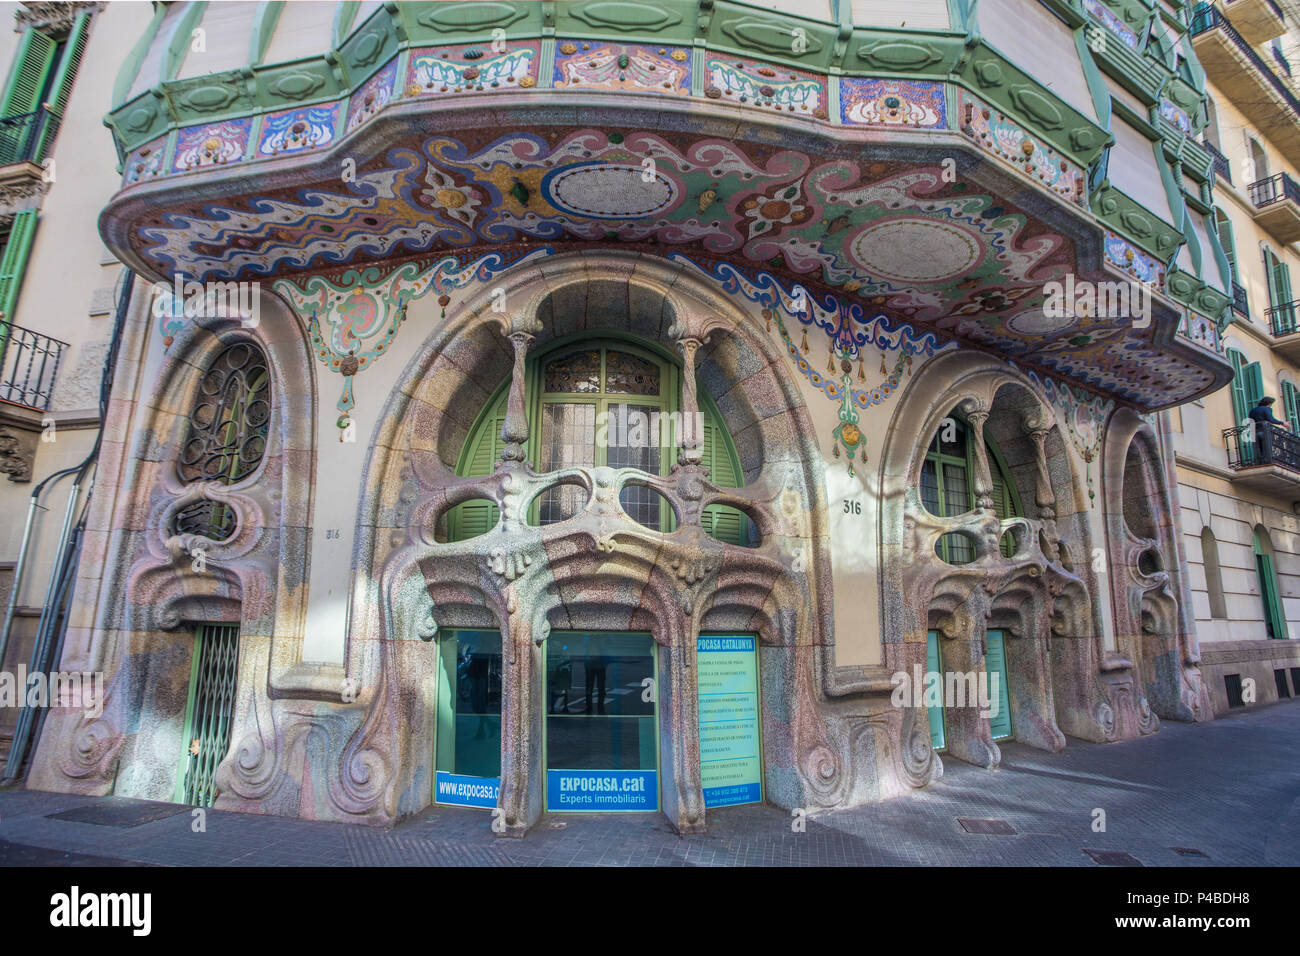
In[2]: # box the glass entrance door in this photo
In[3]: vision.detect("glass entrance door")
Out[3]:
[545,631,658,812]
[434,629,502,809]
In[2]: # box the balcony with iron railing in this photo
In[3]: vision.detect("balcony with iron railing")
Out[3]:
[1204,140,1233,185]
[0,108,59,169]
[1223,0,1289,45]
[0,322,66,412]
[1192,2,1300,156]
[1232,282,1250,316]
[1224,421,1300,492]
[1247,171,1300,243]
[1265,297,1300,360]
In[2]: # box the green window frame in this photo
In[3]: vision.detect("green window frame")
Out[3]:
[1252,527,1288,640]
[174,623,240,807]
[1227,349,1252,426]
[1265,248,1295,333]
[1283,380,1300,435]
[444,335,749,545]
[985,630,1013,740]
[1213,207,1238,291]
[0,209,38,326]
[921,417,1023,562]
[0,28,58,119]
[926,630,945,751]
[0,14,89,164]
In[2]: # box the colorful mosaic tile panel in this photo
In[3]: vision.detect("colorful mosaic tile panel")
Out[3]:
[258,104,339,157]
[840,78,946,129]
[171,118,252,173]
[957,90,1086,204]
[1082,0,1139,49]
[1104,232,1164,288]
[346,59,399,133]
[406,41,540,97]
[1159,99,1192,135]
[702,56,827,118]
[123,136,167,186]
[553,40,690,95]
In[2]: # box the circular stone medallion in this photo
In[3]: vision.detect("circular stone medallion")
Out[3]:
[542,162,680,220]
[848,217,983,284]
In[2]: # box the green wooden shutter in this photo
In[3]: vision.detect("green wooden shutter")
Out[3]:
[1266,249,1295,331]
[1244,361,1265,410]
[926,630,945,750]
[0,210,38,323]
[1284,381,1300,435]
[0,29,57,118]
[1253,529,1288,640]
[700,401,749,546]
[1214,208,1237,280]
[447,387,507,541]
[33,13,89,161]
[985,630,1013,740]
[1228,350,1249,425]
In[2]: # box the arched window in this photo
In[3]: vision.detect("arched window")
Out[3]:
[444,336,749,544]
[1252,525,1288,639]
[173,341,271,539]
[920,416,1022,563]
[1200,527,1227,620]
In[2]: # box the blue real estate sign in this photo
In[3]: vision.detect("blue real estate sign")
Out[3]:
[435,772,500,809]
[697,635,762,808]
[546,770,657,811]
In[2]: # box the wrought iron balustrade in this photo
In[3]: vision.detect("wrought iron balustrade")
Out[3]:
[1232,282,1249,316]
[1204,140,1232,185]
[1267,298,1300,335]
[1224,422,1300,471]
[0,109,58,167]
[1249,171,1300,209]
[0,322,67,411]
[1192,3,1300,117]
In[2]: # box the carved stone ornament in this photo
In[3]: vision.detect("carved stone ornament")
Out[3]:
[14,2,101,34]
[0,424,38,482]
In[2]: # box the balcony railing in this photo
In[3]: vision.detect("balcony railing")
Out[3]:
[1232,282,1250,316]
[1225,422,1300,471]
[0,109,59,167]
[0,322,66,411]
[1268,298,1300,335]
[1249,171,1300,208]
[1204,140,1232,185]
[1191,3,1300,116]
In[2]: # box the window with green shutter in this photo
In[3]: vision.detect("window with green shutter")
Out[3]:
[32,12,89,161]
[1283,380,1300,435]
[0,16,87,166]
[921,417,1022,562]
[444,335,749,545]
[1227,349,1250,426]
[1265,248,1295,333]
[0,28,57,119]
[0,210,38,326]
[926,630,945,750]
[1252,526,1288,640]
[985,630,1013,740]
[1213,208,1238,289]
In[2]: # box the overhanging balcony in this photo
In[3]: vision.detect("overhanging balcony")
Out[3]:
[1248,172,1300,244]
[1222,0,1287,45]
[0,322,66,412]
[1192,3,1300,156]
[1224,423,1300,495]
[1267,298,1300,360]
[1232,282,1250,317]
[0,108,58,168]
[1205,140,1233,185]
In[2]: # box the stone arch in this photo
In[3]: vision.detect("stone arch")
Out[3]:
[879,349,1096,772]
[339,250,839,832]
[1102,408,1212,727]
[28,288,319,805]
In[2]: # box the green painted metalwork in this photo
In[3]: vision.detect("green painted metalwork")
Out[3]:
[164,2,209,82]
[250,2,284,67]
[0,210,39,324]
[926,629,945,750]
[922,416,1022,563]
[1252,528,1288,640]
[985,629,1012,740]
[175,623,240,807]
[113,1,168,107]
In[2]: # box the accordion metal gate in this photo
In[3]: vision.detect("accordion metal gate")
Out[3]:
[175,623,239,807]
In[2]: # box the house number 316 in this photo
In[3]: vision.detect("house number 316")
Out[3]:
[843,500,861,515]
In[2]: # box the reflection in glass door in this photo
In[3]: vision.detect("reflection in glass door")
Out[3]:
[435,629,502,809]
[545,631,658,812]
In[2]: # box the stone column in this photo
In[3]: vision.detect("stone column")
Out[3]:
[1026,424,1056,521]
[497,601,544,836]
[967,410,995,512]
[499,328,534,464]
[675,336,704,467]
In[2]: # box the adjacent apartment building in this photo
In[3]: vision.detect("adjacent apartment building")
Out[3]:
[0,0,1289,834]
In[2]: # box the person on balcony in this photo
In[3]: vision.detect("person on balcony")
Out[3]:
[1249,397,1287,463]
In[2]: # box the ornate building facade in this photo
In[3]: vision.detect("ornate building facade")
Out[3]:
[1,0,1260,834]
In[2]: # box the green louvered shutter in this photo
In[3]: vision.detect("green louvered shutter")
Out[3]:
[700,403,750,546]
[926,630,945,750]
[985,630,1013,740]
[1228,350,1249,426]
[1284,381,1300,435]
[0,210,38,324]
[1244,361,1265,410]
[1266,249,1295,332]
[33,13,88,161]
[989,467,1014,558]
[447,388,506,541]
[0,29,57,118]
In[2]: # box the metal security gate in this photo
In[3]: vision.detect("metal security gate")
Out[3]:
[175,623,239,807]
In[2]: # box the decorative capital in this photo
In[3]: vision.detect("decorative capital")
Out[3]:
[15,2,101,34]
[0,425,37,482]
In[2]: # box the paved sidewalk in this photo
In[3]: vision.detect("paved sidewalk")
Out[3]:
[2,701,1297,866]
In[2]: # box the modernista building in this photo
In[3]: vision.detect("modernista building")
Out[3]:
[0,0,1292,836]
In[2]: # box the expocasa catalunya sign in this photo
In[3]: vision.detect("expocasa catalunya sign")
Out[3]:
[435,771,500,809]
[546,770,657,811]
